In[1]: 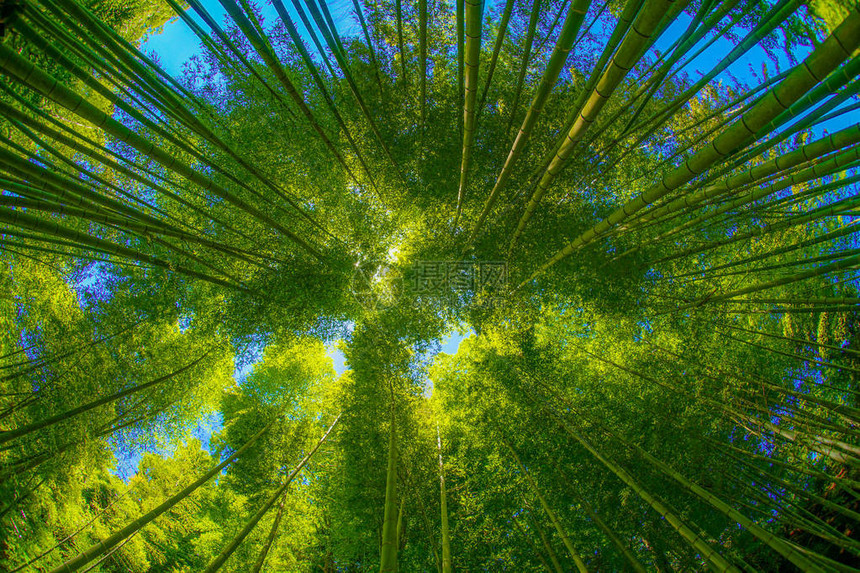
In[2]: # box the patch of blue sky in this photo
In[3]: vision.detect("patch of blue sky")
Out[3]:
[70,261,123,309]
[421,326,474,397]
[654,11,815,88]
[326,342,348,376]
[109,410,224,481]
[143,0,361,77]
[177,310,194,332]
[648,8,859,151]
[633,319,653,341]
[233,334,266,382]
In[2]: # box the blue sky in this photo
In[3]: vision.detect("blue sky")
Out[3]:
[143,0,360,75]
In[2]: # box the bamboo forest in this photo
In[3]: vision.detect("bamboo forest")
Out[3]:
[2,0,860,570]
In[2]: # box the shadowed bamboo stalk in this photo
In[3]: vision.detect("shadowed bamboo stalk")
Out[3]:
[438,425,452,573]
[523,506,565,573]
[0,207,250,291]
[270,0,379,192]
[551,415,741,572]
[351,0,384,94]
[298,0,402,176]
[549,460,647,573]
[0,351,211,445]
[476,0,515,118]
[37,0,330,239]
[419,0,428,128]
[603,424,826,570]
[380,407,399,572]
[511,515,557,573]
[504,0,542,138]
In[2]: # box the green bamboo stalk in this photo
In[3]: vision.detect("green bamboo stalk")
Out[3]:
[511,515,557,573]
[633,122,860,230]
[624,0,802,144]
[0,207,249,291]
[380,409,399,572]
[0,42,327,262]
[285,0,337,78]
[457,0,465,140]
[523,508,565,573]
[505,0,542,138]
[527,0,646,185]
[438,426,452,573]
[270,0,379,191]
[503,438,589,572]
[419,0,428,128]
[655,144,860,243]
[0,351,210,445]
[396,0,406,80]
[39,0,324,238]
[350,0,384,94]
[549,460,647,573]
[0,81,255,243]
[454,0,483,224]
[552,417,741,572]
[476,0,514,118]
[208,0,363,194]
[509,0,682,255]
[648,171,860,266]
[299,0,402,175]
[608,430,825,571]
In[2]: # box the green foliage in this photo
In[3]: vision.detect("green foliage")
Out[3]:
[2,0,860,571]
